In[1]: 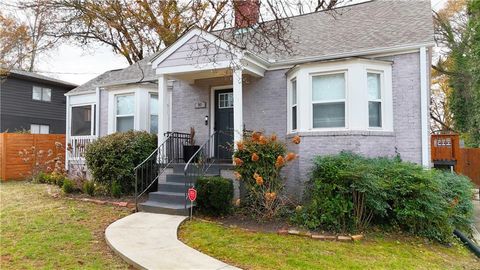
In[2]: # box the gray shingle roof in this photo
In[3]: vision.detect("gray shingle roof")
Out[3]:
[69,0,433,94]
[9,69,77,88]
[67,55,157,95]
[242,0,434,63]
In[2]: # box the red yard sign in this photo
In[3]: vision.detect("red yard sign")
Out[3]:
[188,188,197,202]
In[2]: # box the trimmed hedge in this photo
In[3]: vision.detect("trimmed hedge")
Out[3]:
[85,131,157,195]
[293,152,474,243]
[196,176,234,216]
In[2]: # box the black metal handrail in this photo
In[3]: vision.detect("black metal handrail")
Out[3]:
[183,132,218,209]
[134,131,190,210]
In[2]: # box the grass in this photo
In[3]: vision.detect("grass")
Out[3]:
[0,181,132,269]
[179,219,480,270]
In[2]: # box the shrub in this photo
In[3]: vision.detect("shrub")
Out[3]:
[233,132,300,219]
[35,172,49,183]
[51,173,66,187]
[110,181,122,198]
[83,181,95,196]
[293,152,474,243]
[62,179,75,193]
[196,176,234,216]
[85,131,157,195]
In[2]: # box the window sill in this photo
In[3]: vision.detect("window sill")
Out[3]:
[286,130,395,138]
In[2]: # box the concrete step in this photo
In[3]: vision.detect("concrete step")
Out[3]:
[166,172,221,183]
[158,182,187,193]
[148,191,185,205]
[138,200,190,216]
[172,163,234,174]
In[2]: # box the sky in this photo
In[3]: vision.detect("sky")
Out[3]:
[27,0,447,85]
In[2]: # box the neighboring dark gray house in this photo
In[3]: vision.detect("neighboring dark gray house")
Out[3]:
[0,70,77,134]
[66,0,434,212]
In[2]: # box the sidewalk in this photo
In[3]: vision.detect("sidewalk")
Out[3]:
[105,212,240,270]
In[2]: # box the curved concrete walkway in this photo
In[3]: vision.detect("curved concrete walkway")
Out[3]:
[105,212,240,270]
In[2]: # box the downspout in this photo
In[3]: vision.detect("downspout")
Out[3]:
[95,87,100,138]
[420,47,430,167]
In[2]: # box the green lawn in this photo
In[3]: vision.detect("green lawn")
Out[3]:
[179,219,480,270]
[0,181,132,269]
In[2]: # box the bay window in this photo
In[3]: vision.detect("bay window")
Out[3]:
[150,93,159,133]
[116,94,134,132]
[368,72,382,127]
[287,59,392,133]
[312,73,346,128]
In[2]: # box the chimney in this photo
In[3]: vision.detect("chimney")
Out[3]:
[234,0,260,29]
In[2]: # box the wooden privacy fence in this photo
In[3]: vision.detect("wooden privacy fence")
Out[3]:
[431,134,480,186]
[0,133,65,181]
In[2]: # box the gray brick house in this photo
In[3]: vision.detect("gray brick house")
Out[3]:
[66,0,434,210]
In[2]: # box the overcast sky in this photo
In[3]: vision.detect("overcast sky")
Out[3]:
[30,0,446,86]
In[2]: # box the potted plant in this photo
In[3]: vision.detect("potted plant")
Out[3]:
[183,127,200,163]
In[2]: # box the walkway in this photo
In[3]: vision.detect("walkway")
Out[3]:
[105,212,240,270]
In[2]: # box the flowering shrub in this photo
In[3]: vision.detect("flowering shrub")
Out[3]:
[233,132,300,219]
[18,142,65,181]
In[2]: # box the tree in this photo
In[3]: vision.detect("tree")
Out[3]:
[433,0,480,147]
[34,0,345,65]
[0,1,62,72]
[0,11,31,71]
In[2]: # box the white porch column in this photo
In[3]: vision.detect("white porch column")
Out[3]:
[233,68,243,147]
[158,75,169,144]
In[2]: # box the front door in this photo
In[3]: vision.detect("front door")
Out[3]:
[214,89,234,160]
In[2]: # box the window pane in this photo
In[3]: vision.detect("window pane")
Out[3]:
[312,73,345,101]
[40,125,49,134]
[292,106,297,130]
[313,102,345,128]
[30,124,40,134]
[369,101,382,127]
[150,115,158,134]
[116,95,134,115]
[150,94,158,116]
[117,116,134,132]
[368,73,381,100]
[43,88,51,101]
[71,106,92,136]
[292,80,297,104]
[218,93,233,108]
[32,87,42,100]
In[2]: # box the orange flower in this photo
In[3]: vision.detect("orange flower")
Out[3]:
[275,155,285,168]
[265,192,277,202]
[251,153,259,162]
[236,141,244,151]
[259,135,268,145]
[234,171,242,180]
[252,131,261,142]
[253,173,264,185]
[292,135,301,144]
[234,157,244,166]
[286,152,297,162]
[270,134,277,141]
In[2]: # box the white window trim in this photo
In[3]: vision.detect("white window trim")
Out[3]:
[286,59,393,134]
[148,92,159,134]
[310,70,348,130]
[32,86,52,102]
[367,70,384,130]
[289,78,298,132]
[30,124,50,134]
[70,103,96,136]
[114,93,135,132]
